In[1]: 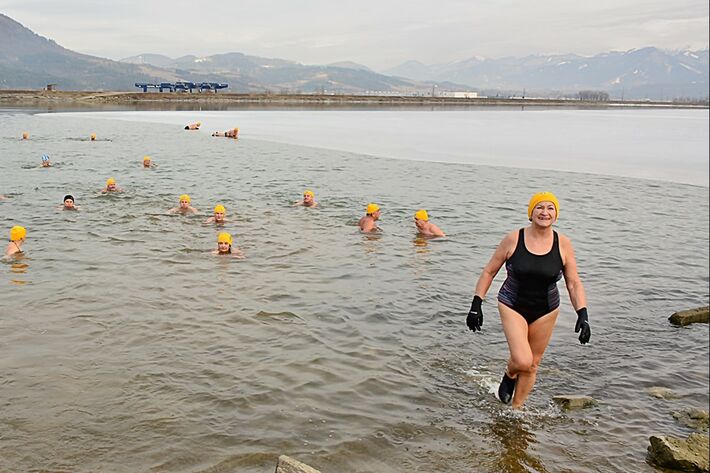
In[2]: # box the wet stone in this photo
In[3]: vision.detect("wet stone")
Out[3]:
[275,455,322,473]
[552,395,597,410]
[673,409,710,431]
[669,306,710,326]
[647,387,679,400]
[648,433,709,472]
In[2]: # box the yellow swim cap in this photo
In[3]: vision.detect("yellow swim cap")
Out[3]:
[528,191,560,221]
[196,122,202,126]
[9,226,26,241]
[214,204,226,213]
[366,203,380,215]
[106,178,116,186]
[304,190,314,197]
[179,194,191,203]
[217,232,233,245]
[415,209,429,221]
[143,155,151,162]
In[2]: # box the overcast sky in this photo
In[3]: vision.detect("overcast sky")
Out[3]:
[2,0,708,70]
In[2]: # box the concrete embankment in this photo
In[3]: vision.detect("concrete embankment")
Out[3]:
[0,89,707,109]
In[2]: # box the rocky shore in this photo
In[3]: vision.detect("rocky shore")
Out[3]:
[0,89,708,109]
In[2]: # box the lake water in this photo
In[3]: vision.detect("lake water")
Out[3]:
[0,108,708,473]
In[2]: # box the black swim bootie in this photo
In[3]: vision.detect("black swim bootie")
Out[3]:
[498,372,517,404]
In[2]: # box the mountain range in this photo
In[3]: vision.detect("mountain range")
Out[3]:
[384,49,709,100]
[1,12,707,99]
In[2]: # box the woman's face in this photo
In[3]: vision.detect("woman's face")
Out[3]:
[217,241,230,253]
[214,211,225,222]
[531,201,557,226]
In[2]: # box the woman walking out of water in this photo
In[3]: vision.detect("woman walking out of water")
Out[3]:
[466,191,591,408]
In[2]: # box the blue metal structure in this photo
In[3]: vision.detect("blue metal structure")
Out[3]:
[135,82,229,93]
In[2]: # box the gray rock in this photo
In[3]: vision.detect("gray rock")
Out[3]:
[669,306,710,326]
[552,395,597,410]
[674,409,710,431]
[648,433,709,472]
[647,386,679,400]
[275,455,322,473]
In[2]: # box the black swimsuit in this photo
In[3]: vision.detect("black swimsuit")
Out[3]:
[498,228,563,324]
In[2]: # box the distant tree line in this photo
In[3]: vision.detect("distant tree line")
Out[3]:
[578,90,610,101]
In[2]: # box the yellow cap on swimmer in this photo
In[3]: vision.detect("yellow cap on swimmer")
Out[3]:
[196,122,201,126]
[415,209,429,221]
[10,226,26,241]
[303,190,314,197]
[179,194,191,203]
[217,232,232,245]
[106,178,116,186]
[214,204,226,213]
[143,155,151,162]
[366,203,380,215]
[528,191,560,221]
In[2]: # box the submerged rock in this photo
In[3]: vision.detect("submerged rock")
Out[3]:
[674,409,710,431]
[276,455,322,473]
[669,306,710,326]
[647,387,678,400]
[648,433,709,472]
[552,395,597,410]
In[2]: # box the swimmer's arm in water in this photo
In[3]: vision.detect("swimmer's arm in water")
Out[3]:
[231,248,245,258]
[1,195,8,200]
[429,223,446,237]
[293,201,304,206]
[188,207,199,214]
[560,234,587,311]
[167,207,180,214]
[205,217,215,223]
[473,230,517,298]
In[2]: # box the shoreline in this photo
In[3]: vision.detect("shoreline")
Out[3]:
[0,89,707,110]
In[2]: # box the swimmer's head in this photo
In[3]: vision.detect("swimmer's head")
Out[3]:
[366,203,380,216]
[214,204,226,221]
[41,154,50,167]
[143,156,151,166]
[22,132,29,140]
[9,226,26,242]
[528,191,559,222]
[217,232,233,253]
[90,133,96,141]
[196,122,201,126]
[106,178,116,189]
[179,194,191,208]
[63,195,75,209]
[414,209,429,222]
[303,190,314,202]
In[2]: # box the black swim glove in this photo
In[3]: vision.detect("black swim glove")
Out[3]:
[575,307,591,344]
[467,295,483,332]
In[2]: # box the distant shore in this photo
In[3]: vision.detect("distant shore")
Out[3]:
[0,89,707,110]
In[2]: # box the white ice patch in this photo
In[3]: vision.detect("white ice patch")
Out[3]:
[679,63,702,74]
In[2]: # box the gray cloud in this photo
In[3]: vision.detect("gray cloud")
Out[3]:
[2,0,707,69]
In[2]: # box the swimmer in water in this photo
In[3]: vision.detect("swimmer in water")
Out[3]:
[142,156,155,168]
[212,128,239,138]
[205,204,228,224]
[90,133,96,141]
[168,194,199,214]
[59,194,78,210]
[466,191,591,409]
[101,178,123,193]
[358,203,381,233]
[213,232,243,258]
[414,210,445,237]
[5,226,26,257]
[40,155,52,167]
[0,194,7,200]
[22,132,29,140]
[184,122,201,130]
[293,190,318,208]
